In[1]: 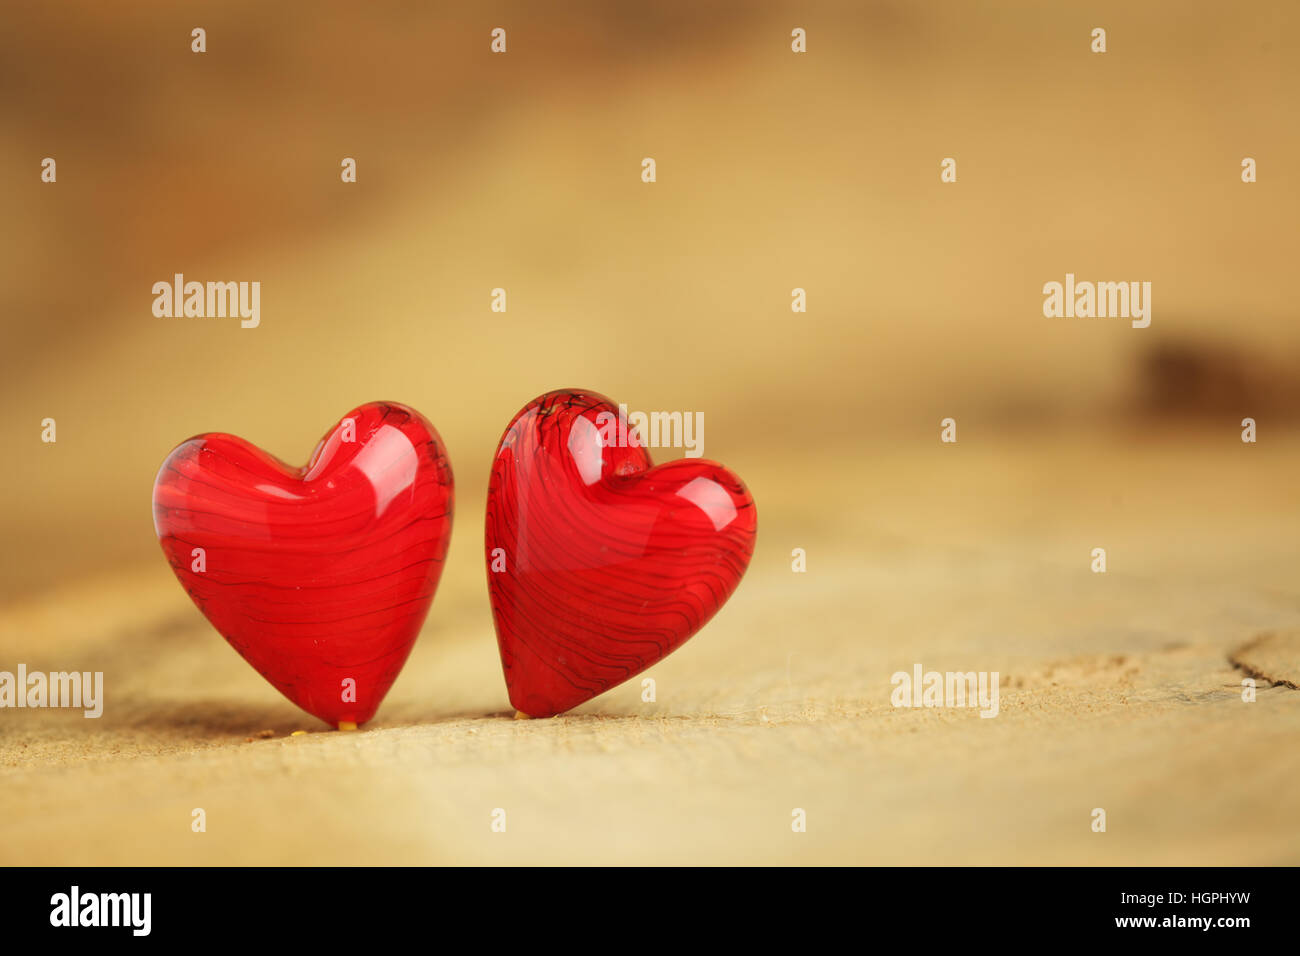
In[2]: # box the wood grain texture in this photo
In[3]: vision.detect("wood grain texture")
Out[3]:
[1230,632,1300,689]
[2,431,1297,865]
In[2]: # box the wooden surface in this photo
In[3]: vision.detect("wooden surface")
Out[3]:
[2,428,1297,865]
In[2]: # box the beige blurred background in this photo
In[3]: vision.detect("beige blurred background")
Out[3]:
[1,1,1298,865]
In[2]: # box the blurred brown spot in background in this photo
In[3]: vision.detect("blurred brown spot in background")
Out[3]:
[1137,340,1300,421]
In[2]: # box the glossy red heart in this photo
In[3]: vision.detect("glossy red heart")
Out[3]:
[485,389,757,717]
[152,402,454,728]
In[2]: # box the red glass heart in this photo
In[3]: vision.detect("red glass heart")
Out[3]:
[485,389,757,717]
[152,402,454,728]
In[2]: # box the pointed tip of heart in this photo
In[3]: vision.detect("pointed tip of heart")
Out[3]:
[337,721,358,731]
[513,710,532,721]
